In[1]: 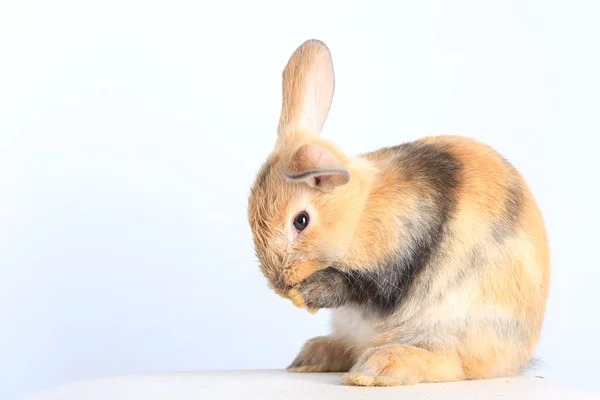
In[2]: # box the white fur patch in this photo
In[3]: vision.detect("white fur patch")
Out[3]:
[331,306,377,348]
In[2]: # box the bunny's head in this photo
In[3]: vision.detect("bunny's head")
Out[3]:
[247,40,373,291]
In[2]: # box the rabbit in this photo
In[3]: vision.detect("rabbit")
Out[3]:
[247,39,551,387]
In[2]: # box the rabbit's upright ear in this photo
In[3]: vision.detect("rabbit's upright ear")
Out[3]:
[277,39,335,138]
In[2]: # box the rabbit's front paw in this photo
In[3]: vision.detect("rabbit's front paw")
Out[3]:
[346,345,464,386]
[287,336,355,373]
[296,267,350,310]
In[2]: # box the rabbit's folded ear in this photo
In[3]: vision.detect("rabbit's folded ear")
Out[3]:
[277,39,335,138]
[285,144,350,191]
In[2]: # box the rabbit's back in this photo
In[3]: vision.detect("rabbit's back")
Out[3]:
[332,135,550,378]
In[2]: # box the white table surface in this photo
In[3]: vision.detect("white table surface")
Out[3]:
[24,370,600,400]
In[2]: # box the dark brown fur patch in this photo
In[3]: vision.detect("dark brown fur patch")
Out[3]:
[343,142,462,315]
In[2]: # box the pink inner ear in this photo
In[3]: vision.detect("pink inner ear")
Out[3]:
[300,78,319,134]
[288,143,343,175]
[285,143,350,191]
[301,60,334,135]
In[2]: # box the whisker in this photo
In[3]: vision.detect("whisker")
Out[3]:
[375,270,402,291]
[232,261,261,264]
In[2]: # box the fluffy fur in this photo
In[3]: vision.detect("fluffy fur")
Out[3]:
[247,39,550,386]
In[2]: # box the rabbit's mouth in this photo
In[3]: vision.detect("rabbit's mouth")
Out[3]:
[281,259,329,288]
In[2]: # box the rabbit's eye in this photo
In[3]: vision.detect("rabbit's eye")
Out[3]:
[293,211,310,232]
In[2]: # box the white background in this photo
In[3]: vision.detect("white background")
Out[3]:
[1,0,599,398]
